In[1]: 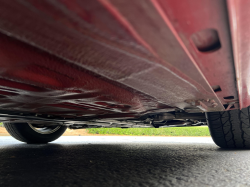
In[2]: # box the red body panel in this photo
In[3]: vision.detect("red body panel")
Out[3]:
[0,0,240,120]
[227,0,250,109]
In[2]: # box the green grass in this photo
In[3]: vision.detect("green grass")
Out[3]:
[87,126,210,136]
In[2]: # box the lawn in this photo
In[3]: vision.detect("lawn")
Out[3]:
[87,126,210,136]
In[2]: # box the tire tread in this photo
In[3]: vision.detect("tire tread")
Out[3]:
[4,123,27,142]
[207,106,250,148]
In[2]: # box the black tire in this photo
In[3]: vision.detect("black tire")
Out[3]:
[3,122,67,144]
[206,107,250,148]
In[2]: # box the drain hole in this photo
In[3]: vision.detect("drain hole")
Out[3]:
[223,96,234,100]
[191,29,221,52]
[223,104,235,110]
[212,85,222,92]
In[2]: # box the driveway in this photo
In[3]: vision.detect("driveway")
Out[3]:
[0,136,249,187]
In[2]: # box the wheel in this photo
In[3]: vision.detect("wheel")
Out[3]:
[206,106,250,148]
[3,122,67,144]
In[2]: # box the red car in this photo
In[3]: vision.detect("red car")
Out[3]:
[0,0,247,148]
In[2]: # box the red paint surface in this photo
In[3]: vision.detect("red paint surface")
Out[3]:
[0,0,239,119]
[227,0,250,109]
[153,0,237,103]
